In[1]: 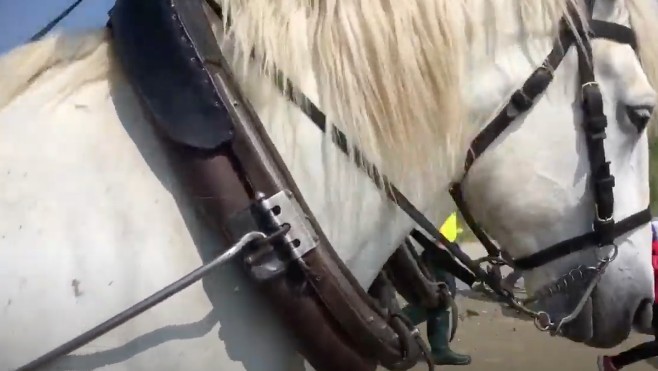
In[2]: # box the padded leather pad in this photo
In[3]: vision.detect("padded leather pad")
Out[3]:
[109,0,233,149]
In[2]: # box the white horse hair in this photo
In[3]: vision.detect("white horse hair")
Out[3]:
[1,0,658,370]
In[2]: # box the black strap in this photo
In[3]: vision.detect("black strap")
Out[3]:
[409,229,477,286]
[29,0,85,42]
[449,184,501,257]
[451,4,648,271]
[513,207,652,270]
[449,24,578,260]
[576,16,619,246]
[464,26,574,172]
[259,1,647,289]
[203,1,505,297]
[590,20,637,50]
[270,71,508,297]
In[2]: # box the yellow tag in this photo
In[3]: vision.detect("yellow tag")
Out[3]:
[439,212,460,242]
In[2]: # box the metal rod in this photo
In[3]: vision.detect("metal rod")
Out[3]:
[16,231,265,371]
[28,0,85,42]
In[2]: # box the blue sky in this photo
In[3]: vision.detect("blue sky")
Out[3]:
[0,0,115,54]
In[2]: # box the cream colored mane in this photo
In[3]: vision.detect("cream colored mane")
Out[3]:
[0,29,109,109]
[1,0,658,204]
[215,0,658,205]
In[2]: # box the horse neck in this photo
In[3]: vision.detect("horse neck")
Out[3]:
[211,21,456,288]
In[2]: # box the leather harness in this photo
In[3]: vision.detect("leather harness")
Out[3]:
[106,0,432,370]
[15,0,653,370]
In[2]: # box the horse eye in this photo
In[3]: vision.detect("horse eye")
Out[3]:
[625,105,654,132]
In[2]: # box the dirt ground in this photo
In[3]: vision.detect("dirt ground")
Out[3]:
[386,243,658,371]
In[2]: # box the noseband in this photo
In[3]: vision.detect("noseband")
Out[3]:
[450,0,652,333]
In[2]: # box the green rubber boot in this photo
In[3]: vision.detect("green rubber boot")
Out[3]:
[401,303,427,326]
[427,308,471,365]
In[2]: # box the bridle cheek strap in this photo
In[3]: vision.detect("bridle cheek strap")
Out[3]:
[451,13,651,272]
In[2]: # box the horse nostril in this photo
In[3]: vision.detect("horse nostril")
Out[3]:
[626,105,654,132]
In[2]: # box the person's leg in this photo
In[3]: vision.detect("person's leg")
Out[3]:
[652,302,658,340]
[432,267,457,299]
[597,302,658,370]
[400,303,427,326]
[425,267,471,365]
[608,341,658,369]
[597,355,617,371]
[426,306,471,365]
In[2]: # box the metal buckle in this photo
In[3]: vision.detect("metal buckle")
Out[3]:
[594,203,614,223]
[537,63,554,77]
[599,243,619,264]
[507,89,532,117]
[581,81,599,101]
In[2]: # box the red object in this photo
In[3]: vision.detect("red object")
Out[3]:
[651,225,658,303]
[597,355,618,371]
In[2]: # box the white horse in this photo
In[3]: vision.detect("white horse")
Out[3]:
[1,0,658,370]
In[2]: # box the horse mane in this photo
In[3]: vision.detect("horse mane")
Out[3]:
[0,29,110,110]
[216,0,596,207]
[1,0,657,207]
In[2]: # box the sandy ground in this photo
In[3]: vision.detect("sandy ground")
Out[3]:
[386,243,657,371]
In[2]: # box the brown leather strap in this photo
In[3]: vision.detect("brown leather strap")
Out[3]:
[203,37,422,369]
[111,0,430,368]
[164,145,376,371]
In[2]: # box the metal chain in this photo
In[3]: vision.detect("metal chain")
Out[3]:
[474,244,619,334]
[523,266,599,305]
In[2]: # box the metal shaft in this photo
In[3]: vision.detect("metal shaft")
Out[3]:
[15,232,265,371]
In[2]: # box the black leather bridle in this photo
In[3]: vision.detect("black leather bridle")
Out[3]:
[260,0,653,331]
[450,0,652,273]
[17,2,655,368]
